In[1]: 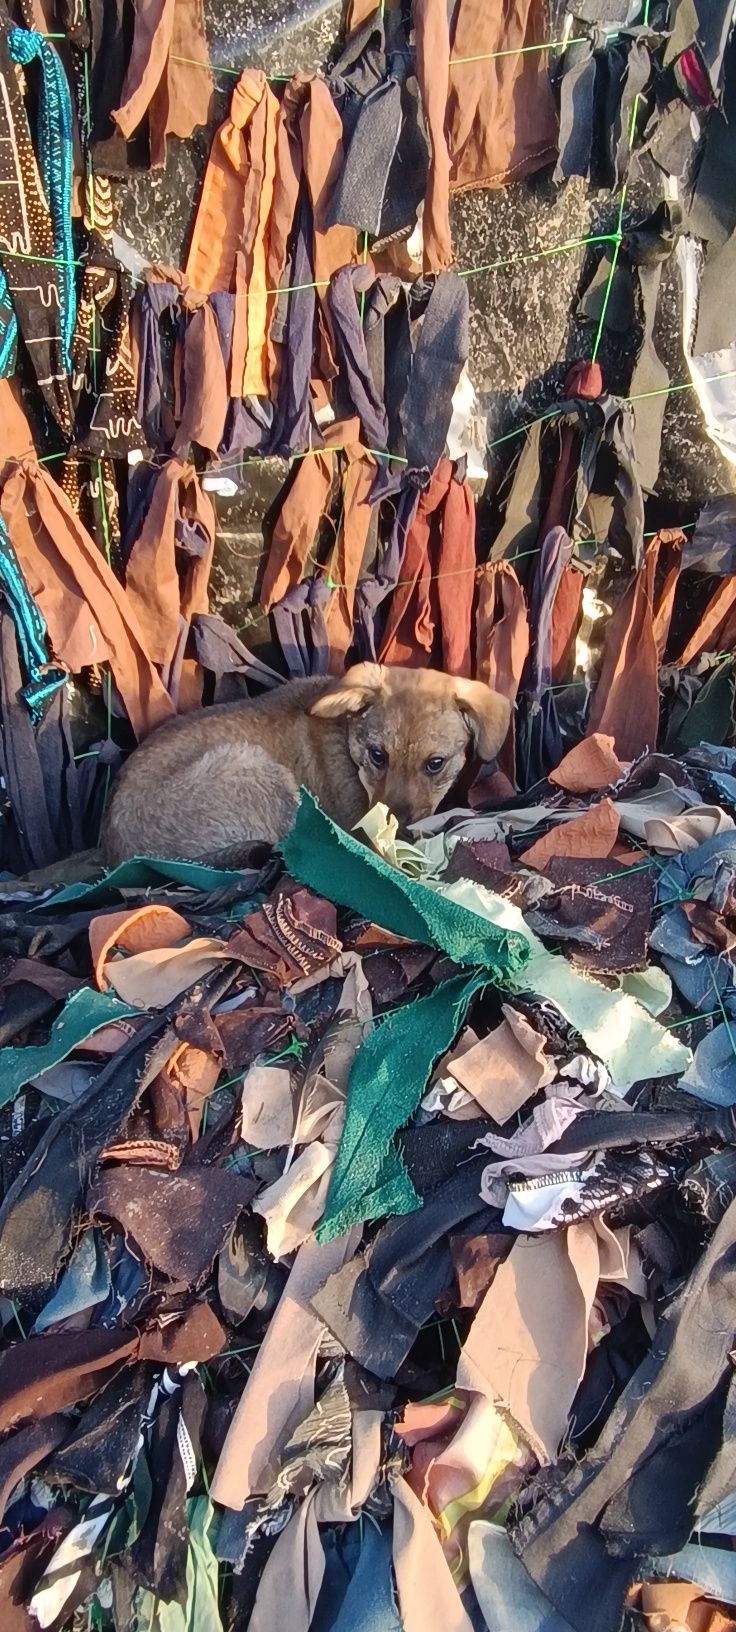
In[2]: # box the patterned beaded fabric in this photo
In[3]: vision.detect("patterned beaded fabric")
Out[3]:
[0,21,75,433]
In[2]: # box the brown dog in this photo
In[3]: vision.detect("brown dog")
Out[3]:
[102,664,511,868]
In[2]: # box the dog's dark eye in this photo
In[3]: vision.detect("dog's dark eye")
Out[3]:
[425,755,446,775]
[368,744,388,770]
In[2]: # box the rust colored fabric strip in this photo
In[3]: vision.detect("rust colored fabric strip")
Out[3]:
[379,464,448,667]
[380,462,475,673]
[261,423,375,671]
[475,560,530,784]
[300,79,358,296]
[0,380,36,463]
[551,565,584,683]
[323,446,376,675]
[260,452,335,613]
[414,0,454,271]
[125,461,216,669]
[447,0,558,192]
[475,561,530,700]
[644,529,684,660]
[266,106,302,383]
[436,476,476,677]
[112,0,175,142]
[149,0,213,165]
[587,569,660,760]
[341,0,377,31]
[172,297,229,456]
[679,577,736,665]
[113,0,212,161]
[0,462,174,739]
[299,76,358,380]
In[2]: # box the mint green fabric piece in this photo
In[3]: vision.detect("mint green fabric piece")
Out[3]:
[281,792,530,977]
[440,880,691,1091]
[317,972,485,1243]
[0,987,139,1108]
[156,1499,223,1632]
[33,855,245,914]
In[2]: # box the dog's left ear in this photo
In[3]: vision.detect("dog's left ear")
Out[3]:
[309,663,386,720]
[453,679,512,761]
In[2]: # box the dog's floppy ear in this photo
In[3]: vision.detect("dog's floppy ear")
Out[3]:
[309,663,386,720]
[453,679,512,761]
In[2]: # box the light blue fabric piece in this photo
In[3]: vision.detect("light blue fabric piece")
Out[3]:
[32,1229,110,1333]
[468,1523,576,1632]
[710,771,736,808]
[644,1543,736,1606]
[680,1024,736,1106]
[95,1235,148,1329]
[652,833,736,1020]
[328,1523,401,1632]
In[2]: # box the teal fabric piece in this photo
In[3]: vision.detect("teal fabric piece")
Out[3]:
[281,792,530,977]
[284,793,526,1240]
[33,855,245,913]
[0,987,139,1107]
[671,658,736,751]
[317,972,485,1243]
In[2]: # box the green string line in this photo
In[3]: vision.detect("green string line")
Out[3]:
[487,365,736,454]
[35,365,736,486]
[0,228,613,298]
[93,29,620,83]
[665,1008,724,1030]
[451,32,617,65]
[457,232,617,282]
[590,191,627,365]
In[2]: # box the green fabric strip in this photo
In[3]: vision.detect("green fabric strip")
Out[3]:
[0,987,140,1107]
[317,972,485,1243]
[281,792,529,978]
[33,855,245,913]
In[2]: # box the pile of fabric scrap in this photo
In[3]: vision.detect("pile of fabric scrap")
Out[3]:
[0,732,735,1632]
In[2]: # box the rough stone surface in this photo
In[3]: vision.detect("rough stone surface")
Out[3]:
[115,0,734,657]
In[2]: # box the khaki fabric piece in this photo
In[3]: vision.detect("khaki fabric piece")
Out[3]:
[211,1230,361,1508]
[446,1005,554,1121]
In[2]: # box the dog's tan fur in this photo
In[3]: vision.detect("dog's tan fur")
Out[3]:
[102,664,511,868]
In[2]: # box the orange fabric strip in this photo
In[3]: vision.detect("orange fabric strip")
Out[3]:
[124,461,216,669]
[185,71,267,295]
[112,0,176,142]
[0,461,174,739]
[323,445,376,674]
[149,0,213,164]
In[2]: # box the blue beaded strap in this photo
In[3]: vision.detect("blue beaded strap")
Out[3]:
[0,515,66,721]
[8,28,77,371]
[0,263,18,377]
